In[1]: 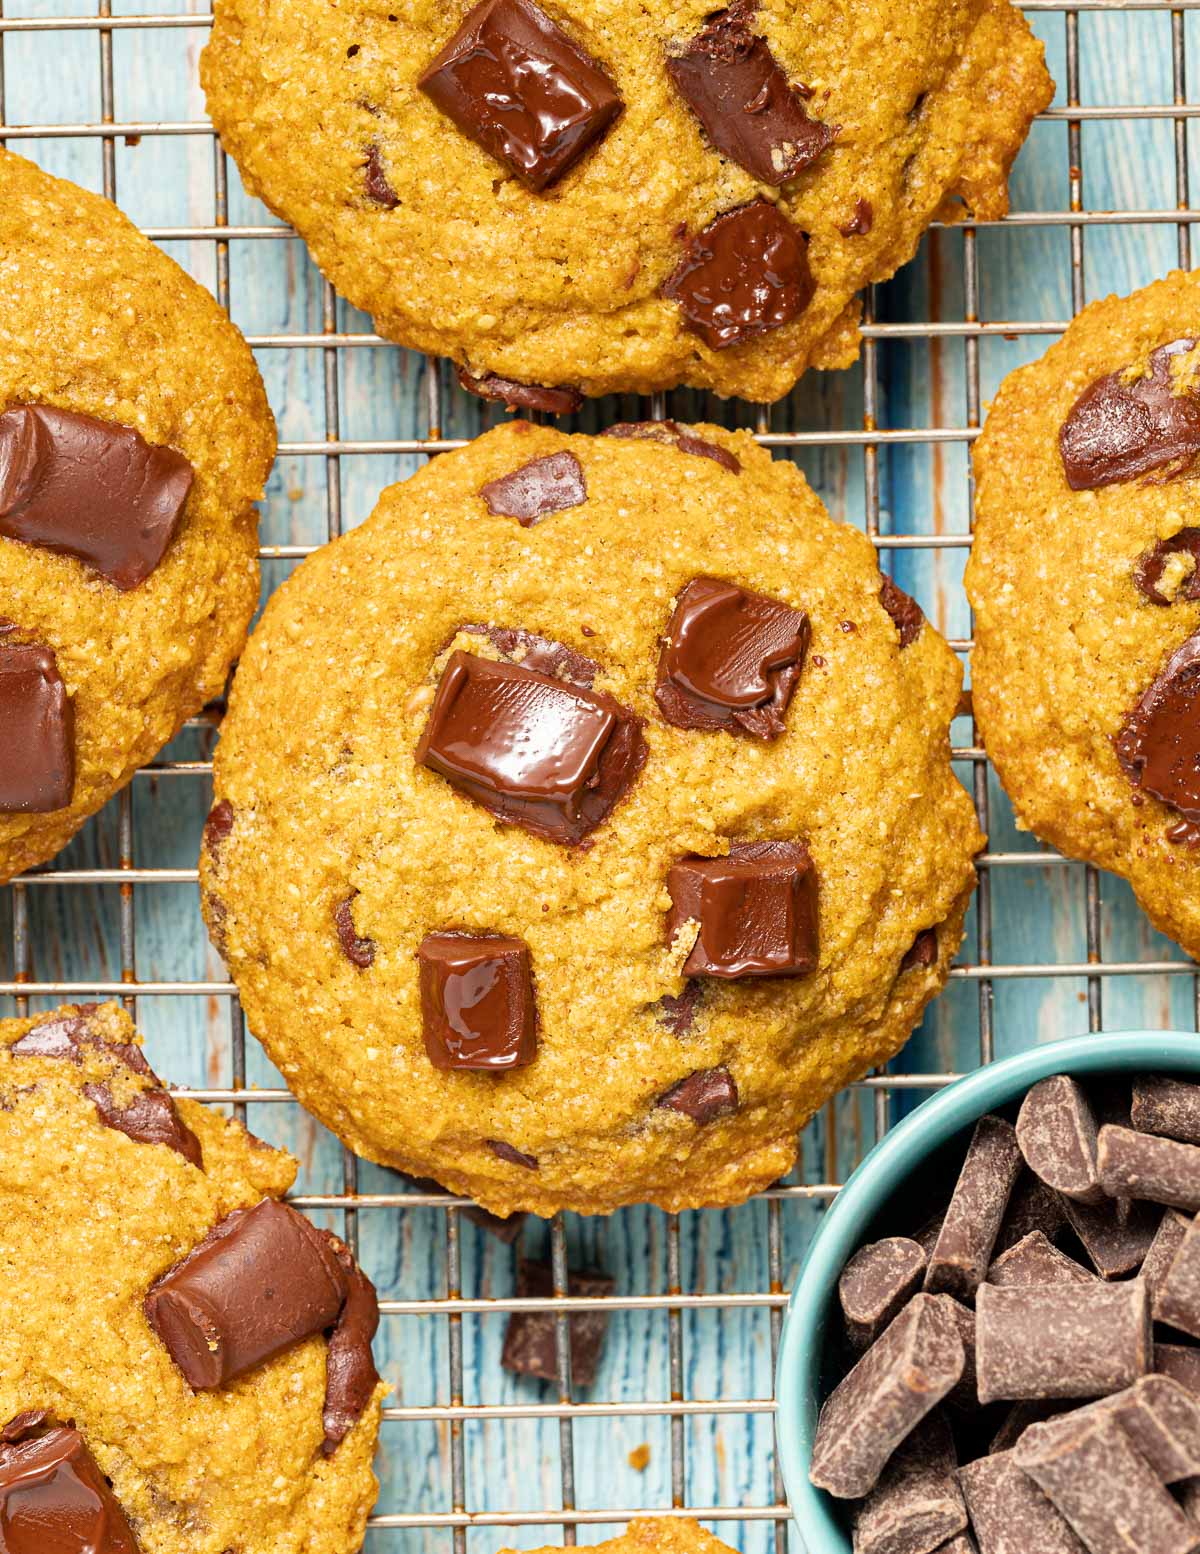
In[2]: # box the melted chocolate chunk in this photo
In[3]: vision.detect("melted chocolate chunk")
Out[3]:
[0,640,74,813]
[501,1257,613,1386]
[418,0,622,192]
[650,981,703,1035]
[487,1137,539,1169]
[900,927,938,971]
[657,1066,738,1123]
[363,143,400,208]
[460,624,598,688]
[0,1421,139,1554]
[666,8,835,185]
[417,931,537,1071]
[655,575,808,738]
[479,450,587,525]
[319,1235,381,1455]
[334,893,376,969]
[144,1198,348,1389]
[416,650,647,845]
[879,576,924,647]
[84,1082,203,1168]
[0,404,194,588]
[203,799,234,857]
[839,197,873,237]
[9,1009,96,1060]
[666,839,818,979]
[662,200,814,351]
[601,420,741,473]
[1060,338,1200,490]
[1134,528,1200,605]
[1115,630,1200,822]
[456,367,583,415]
[0,1414,49,1446]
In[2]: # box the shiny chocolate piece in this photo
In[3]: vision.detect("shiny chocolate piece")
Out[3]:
[363,143,400,208]
[320,1235,380,1454]
[0,1414,49,1446]
[975,1278,1151,1403]
[202,799,234,858]
[924,1115,1023,1301]
[1016,1074,1103,1205]
[0,404,193,588]
[666,840,817,979]
[9,1008,96,1061]
[0,1421,139,1554]
[501,1257,613,1386]
[456,368,583,415]
[417,931,537,1072]
[416,650,647,846]
[418,0,622,192]
[479,451,587,525]
[666,9,835,185]
[1098,1122,1200,1211]
[601,420,741,474]
[879,575,924,647]
[655,576,809,738]
[460,623,598,688]
[851,1414,967,1554]
[1115,630,1200,822]
[84,1082,203,1169]
[900,927,938,972]
[1060,338,1200,490]
[0,641,74,813]
[839,198,874,237]
[1134,529,1200,605]
[334,893,376,969]
[487,1137,539,1169]
[656,1066,737,1124]
[838,1236,928,1351]
[662,200,814,351]
[144,1198,348,1389]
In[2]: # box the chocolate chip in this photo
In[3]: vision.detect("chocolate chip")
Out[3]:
[879,575,924,648]
[363,142,400,208]
[601,419,741,473]
[459,623,598,688]
[650,981,703,1035]
[0,1413,51,1448]
[662,200,814,351]
[479,450,587,524]
[0,1422,138,1554]
[900,927,938,971]
[1115,630,1200,823]
[417,931,537,1072]
[416,650,647,846]
[486,1137,539,1169]
[501,1257,613,1386]
[145,1198,348,1389]
[665,840,818,979]
[1059,1194,1161,1279]
[319,1235,381,1455]
[839,197,874,237]
[334,892,376,969]
[203,798,234,857]
[10,1008,95,1060]
[0,404,194,588]
[84,1081,203,1168]
[419,0,622,192]
[1134,529,1200,605]
[1060,339,1200,490]
[975,1278,1151,1403]
[0,640,74,813]
[655,576,809,738]
[657,1066,738,1123]
[456,367,584,415]
[666,8,835,185]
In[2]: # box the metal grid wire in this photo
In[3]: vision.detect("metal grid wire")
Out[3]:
[3,2,1200,1550]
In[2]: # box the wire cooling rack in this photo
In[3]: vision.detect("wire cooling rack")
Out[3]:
[4,3,1200,1551]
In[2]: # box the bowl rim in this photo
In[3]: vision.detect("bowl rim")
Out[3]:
[774,1029,1200,1554]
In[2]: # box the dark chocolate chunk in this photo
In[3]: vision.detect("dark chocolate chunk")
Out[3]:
[880,575,924,648]
[1096,1373,1200,1483]
[487,1137,539,1169]
[666,9,835,185]
[1098,1123,1200,1211]
[0,640,74,813]
[655,576,809,738]
[958,1449,1087,1554]
[1134,529,1200,605]
[416,650,647,846]
[601,420,741,473]
[363,142,400,208]
[9,1008,96,1060]
[144,1198,348,1389]
[319,1235,380,1454]
[1116,630,1200,822]
[1154,1212,1200,1339]
[460,623,598,688]
[0,1412,49,1446]
[924,1116,1023,1301]
[1016,1074,1103,1205]
[501,1257,613,1387]
[986,1230,1094,1289]
[0,1421,139,1554]
[839,1236,927,1351]
[479,451,587,525]
[0,403,193,588]
[418,0,621,192]
[656,1066,737,1124]
[937,1295,979,1410]
[975,1278,1151,1403]
[988,1400,1073,1456]
[649,981,703,1035]
[203,798,234,858]
[839,197,874,237]
[84,1081,203,1169]
[994,1169,1067,1254]
[666,840,818,979]
[662,200,814,351]
[850,1413,967,1554]
[1157,1344,1200,1396]
[334,892,376,969]
[1135,1076,1200,1144]
[900,927,938,973]
[417,931,537,1072]
[456,368,583,415]
[1059,1193,1162,1279]
[399,1172,528,1242]
[1060,338,1200,490]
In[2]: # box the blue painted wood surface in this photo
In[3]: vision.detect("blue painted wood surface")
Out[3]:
[3,4,1199,1552]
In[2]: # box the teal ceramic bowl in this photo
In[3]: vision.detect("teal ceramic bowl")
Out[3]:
[775,1030,1200,1553]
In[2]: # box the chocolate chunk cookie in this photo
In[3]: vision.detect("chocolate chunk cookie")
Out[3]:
[0,1002,384,1554]
[967,270,1200,960]
[201,422,981,1217]
[201,0,1050,403]
[0,149,275,883]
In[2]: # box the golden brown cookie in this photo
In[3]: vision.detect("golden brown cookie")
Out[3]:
[0,148,276,883]
[500,1520,736,1554]
[0,1001,384,1554]
[201,0,1051,404]
[967,269,1200,961]
[201,421,982,1218]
